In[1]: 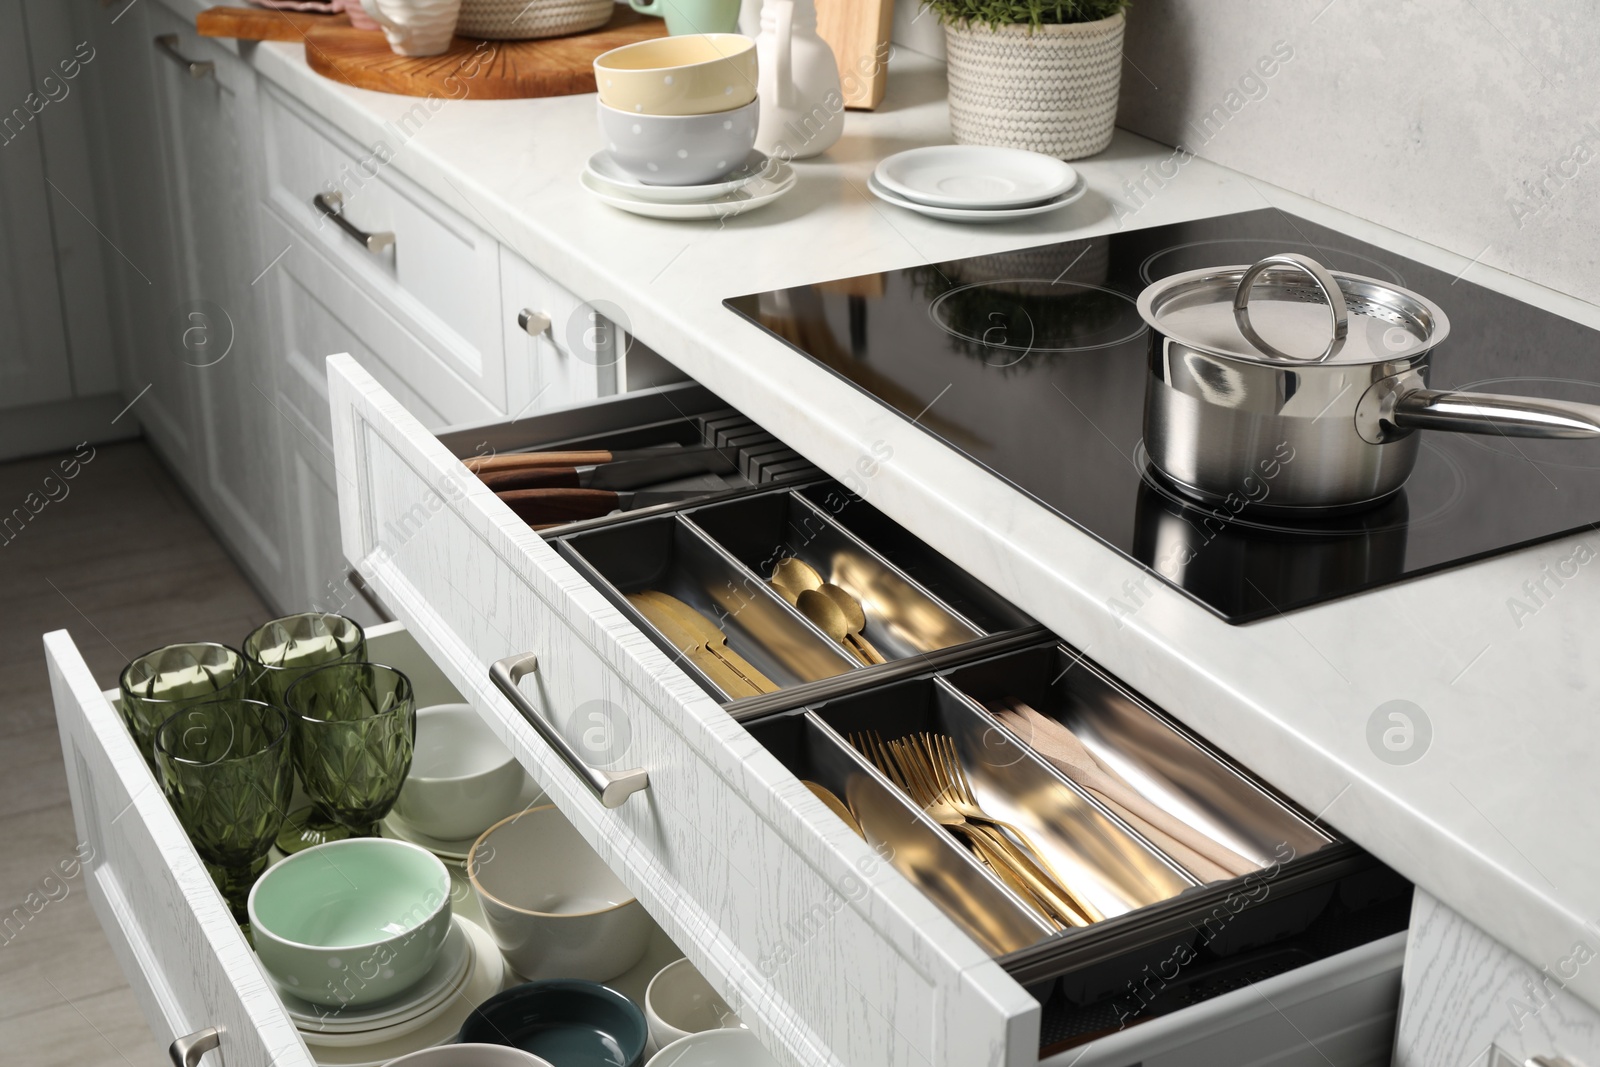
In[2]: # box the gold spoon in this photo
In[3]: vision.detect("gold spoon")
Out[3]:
[796,588,875,666]
[803,780,865,839]
[819,584,885,664]
[771,557,824,603]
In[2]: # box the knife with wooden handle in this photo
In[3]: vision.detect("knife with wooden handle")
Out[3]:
[496,488,706,524]
[465,443,746,475]
[477,449,743,493]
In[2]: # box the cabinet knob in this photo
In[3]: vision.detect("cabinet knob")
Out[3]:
[518,308,552,337]
[169,1025,223,1067]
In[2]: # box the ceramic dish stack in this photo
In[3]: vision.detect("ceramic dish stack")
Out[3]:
[586,34,795,220]
[868,145,1089,223]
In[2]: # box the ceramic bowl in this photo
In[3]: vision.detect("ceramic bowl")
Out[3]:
[392,703,526,841]
[593,33,757,117]
[645,1028,778,1067]
[383,1045,555,1067]
[248,838,452,1007]
[644,957,744,1050]
[598,98,759,186]
[459,980,648,1067]
[468,805,651,981]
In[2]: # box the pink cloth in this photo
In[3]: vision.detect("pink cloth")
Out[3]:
[246,0,381,30]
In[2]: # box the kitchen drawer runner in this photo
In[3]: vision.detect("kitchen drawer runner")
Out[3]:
[329,355,1041,1067]
[46,630,316,1067]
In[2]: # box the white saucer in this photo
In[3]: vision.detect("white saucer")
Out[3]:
[585,150,771,203]
[379,811,478,864]
[876,145,1078,209]
[581,161,796,221]
[301,917,507,1066]
[867,171,1087,223]
[282,917,472,1035]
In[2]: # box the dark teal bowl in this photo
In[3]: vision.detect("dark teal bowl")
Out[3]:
[458,980,648,1067]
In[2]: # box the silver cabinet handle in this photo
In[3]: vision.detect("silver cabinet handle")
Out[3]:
[312,192,395,254]
[154,35,215,80]
[518,308,552,337]
[489,653,648,808]
[169,1026,222,1067]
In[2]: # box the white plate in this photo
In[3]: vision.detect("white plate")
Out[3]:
[585,150,771,203]
[283,916,472,1034]
[303,918,508,1066]
[380,810,478,864]
[875,145,1078,209]
[867,171,1087,223]
[580,161,796,221]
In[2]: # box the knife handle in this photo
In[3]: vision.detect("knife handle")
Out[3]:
[497,487,621,523]
[466,451,615,473]
[478,466,583,492]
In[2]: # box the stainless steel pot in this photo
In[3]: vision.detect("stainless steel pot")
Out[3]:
[1137,253,1600,512]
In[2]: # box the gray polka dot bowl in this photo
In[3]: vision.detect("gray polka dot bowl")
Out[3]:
[598,97,761,186]
[593,33,757,116]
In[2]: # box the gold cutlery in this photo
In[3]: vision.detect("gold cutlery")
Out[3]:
[771,557,887,665]
[625,592,778,699]
[636,591,779,696]
[801,780,866,840]
[996,702,1254,881]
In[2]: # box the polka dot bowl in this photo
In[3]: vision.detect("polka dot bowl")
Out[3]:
[593,33,757,117]
[247,837,452,1007]
[598,96,760,186]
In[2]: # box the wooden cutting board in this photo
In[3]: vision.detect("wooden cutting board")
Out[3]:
[815,0,894,110]
[196,5,669,99]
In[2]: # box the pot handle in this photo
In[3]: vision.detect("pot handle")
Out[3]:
[1358,370,1600,443]
[1232,253,1349,363]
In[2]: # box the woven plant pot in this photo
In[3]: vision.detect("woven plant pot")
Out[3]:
[945,12,1124,160]
[456,0,612,38]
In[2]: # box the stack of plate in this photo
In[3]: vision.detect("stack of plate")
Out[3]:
[582,149,795,221]
[868,146,1088,223]
[286,917,507,1067]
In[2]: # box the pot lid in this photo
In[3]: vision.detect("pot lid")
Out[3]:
[1137,253,1449,366]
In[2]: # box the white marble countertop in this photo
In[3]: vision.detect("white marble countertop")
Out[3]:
[223,22,1600,1008]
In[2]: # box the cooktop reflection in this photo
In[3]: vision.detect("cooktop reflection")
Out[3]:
[725,209,1600,623]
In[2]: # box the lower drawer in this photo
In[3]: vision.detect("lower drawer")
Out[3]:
[327,355,1409,1066]
[46,621,463,1067]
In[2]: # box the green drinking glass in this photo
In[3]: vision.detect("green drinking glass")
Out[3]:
[154,698,293,922]
[285,662,415,840]
[242,612,367,710]
[120,643,250,769]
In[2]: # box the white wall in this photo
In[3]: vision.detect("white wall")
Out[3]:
[1114,0,1600,306]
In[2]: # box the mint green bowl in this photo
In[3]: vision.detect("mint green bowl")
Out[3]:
[248,838,452,1007]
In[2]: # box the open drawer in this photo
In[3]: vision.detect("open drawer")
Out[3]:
[327,355,1409,1067]
[45,621,464,1067]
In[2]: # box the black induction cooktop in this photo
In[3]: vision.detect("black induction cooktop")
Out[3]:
[724,209,1600,623]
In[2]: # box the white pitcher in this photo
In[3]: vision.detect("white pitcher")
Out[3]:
[753,0,843,159]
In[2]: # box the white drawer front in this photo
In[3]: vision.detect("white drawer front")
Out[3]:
[46,629,313,1067]
[260,84,505,412]
[327,355,1039,1067]
[500,246,618,415]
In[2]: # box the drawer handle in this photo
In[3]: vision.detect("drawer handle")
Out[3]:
[518,308,552,337]
[154,35,215,80]
[312,192,395,254]
[490,652,649,808]
[169,1025,222,1067]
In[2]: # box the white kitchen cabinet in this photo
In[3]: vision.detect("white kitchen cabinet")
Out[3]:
[147,4,287,599]
[1395,889,1600,1067]
[500,247,619,413]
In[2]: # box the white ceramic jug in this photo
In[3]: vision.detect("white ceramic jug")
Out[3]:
[754,0,843,159]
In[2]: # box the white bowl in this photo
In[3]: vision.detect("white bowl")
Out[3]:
[393,703,526,841]
[597,97,760,186]
[645,1028,778,1067]
[468,805,652,981]
[644,957,744,1051]
[383,1044,555,1067]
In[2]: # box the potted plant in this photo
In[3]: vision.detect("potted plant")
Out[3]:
[926,0,1129,160]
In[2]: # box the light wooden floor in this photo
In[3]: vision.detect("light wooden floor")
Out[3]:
[0,440,270,1067]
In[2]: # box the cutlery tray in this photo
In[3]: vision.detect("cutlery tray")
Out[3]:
[554,479,1044,705]
[741,644,1411,1054]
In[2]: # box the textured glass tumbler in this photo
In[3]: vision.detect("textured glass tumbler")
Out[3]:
[286,662,415,838]
[120,643,250,769]
[242,612,367,710]
[154,698,293,921]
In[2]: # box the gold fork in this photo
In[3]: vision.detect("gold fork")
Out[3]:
[858,733,1090,928]
[924,733,1106,923]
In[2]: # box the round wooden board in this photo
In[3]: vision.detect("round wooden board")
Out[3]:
[303,7,669,99]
